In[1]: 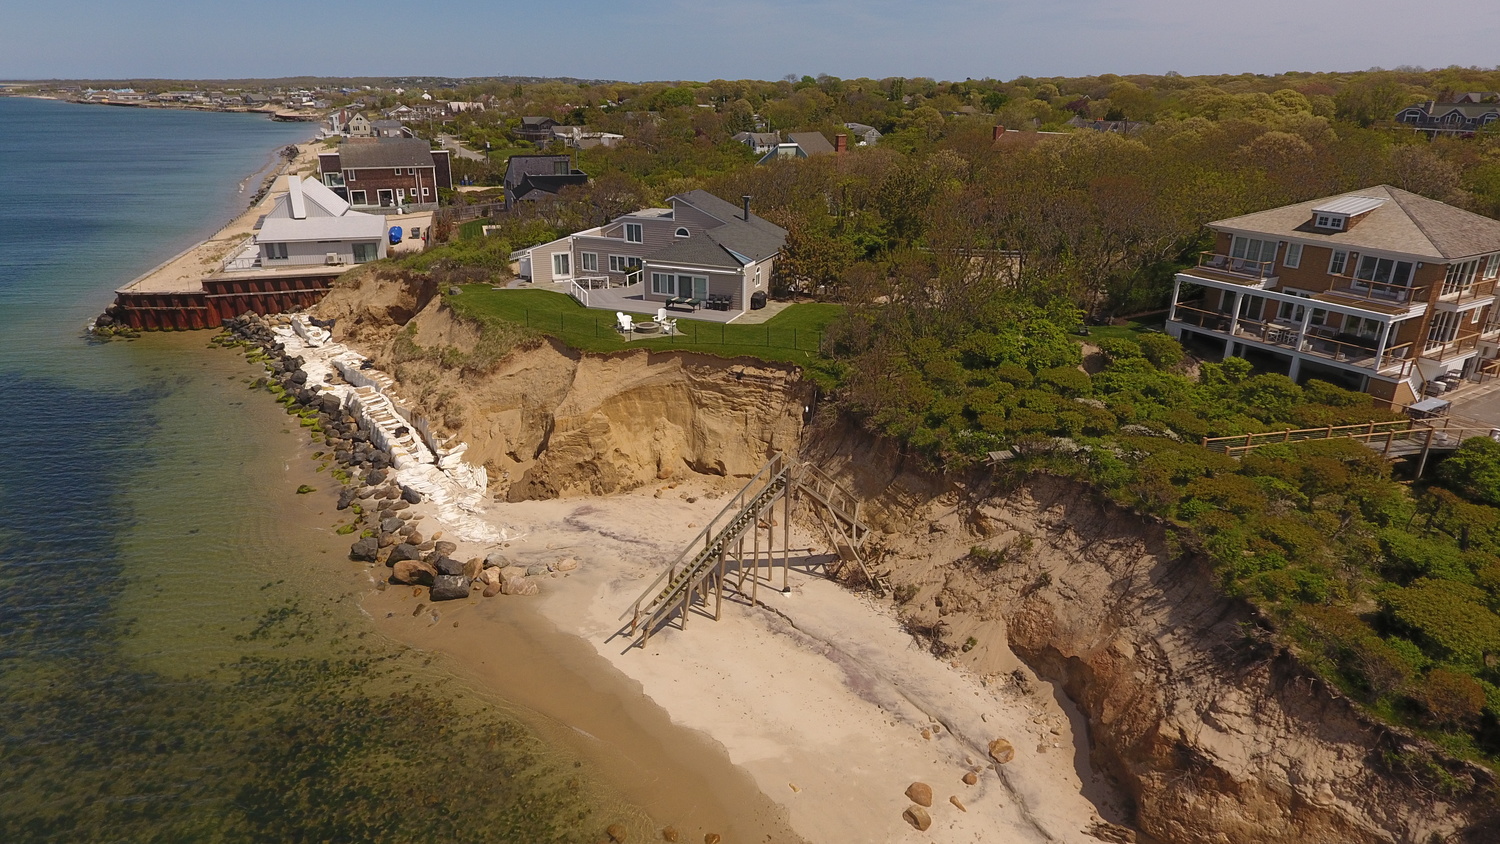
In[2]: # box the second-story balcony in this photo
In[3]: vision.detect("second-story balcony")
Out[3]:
[1188,252,1278,287]
[1435,277,1497,310]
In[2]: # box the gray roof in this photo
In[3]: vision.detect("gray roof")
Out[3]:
[1213,185,1500,261]
[786,132,835,155]
[662,190,787,264]
[504,155,579,182]
[337,138,436,169]
[370,119,404,129]
[732,131,781,145]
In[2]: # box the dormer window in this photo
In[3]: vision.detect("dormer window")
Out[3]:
[1315,214,1346,231]
[675,227,690,238]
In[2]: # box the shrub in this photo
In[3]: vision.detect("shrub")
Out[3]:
[1037,366,1092,396]
[1437,437,1500,507]
[1137,333,1185,369]
[994,364,1034,388]
[1413,668,1487,729]
[1382,579,1500,667]
[1094,337,1142,361]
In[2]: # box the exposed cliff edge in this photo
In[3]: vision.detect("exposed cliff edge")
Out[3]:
[312,270,1498,842]
[804,421,1500,844]
[314,272,811,501]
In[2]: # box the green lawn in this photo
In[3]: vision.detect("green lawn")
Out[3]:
[446,286,843,370]
[456,219,488,240]
[1077,317,1166,345]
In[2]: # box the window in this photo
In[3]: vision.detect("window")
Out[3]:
[396,189,406,201]
[675,227,691,238]
[345,170,355,182]
[264,242,288,260]
[353,242,378,263]
[552,253,571,277]
[349,190,367,205]
[422,187,430,197]
[624,223,643,243]
[1428,311,1460,347]
[1354,255,1415,296]
[1444,259,1481,296]
[408,168,416,175]
[651,272,674,295]
[394,168,401,176]
[1486,255,1500,281]
[1230,236,1277,266]
[609,255,642,273]
[1315,214,1345,230]
[580,252,598,272]
[1284,243,1302,269]
[322,172,345,188]
[552,159,569,175]
[1328,250,1349,276]
[650,273,707,298]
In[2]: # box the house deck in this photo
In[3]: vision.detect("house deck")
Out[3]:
[547,281,749,324]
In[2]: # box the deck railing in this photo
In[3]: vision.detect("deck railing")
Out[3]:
[1325,275,1426,305]
[1195,252,1276,280]
[1170,303,1418,377]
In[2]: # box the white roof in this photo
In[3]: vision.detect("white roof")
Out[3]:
[259,176,380,243]
[1312,195,1386,217]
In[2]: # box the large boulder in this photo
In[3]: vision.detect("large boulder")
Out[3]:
[401,486,423,504]
[433,540,458,557]
[483,551,511,569]
[904,782,933,807]
[551,557,579,573]
[434,556,465,577]
[462,557,483,580]
[902,806,932,831]
[501,576,539,596]
[380,517,405,534]
[429,575,470,601]
[988,738,1015,764]
[391,559,437,585]
[349,537,378,561]
[387,543,421,565]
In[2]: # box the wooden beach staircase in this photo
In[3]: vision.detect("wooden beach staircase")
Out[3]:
[622,452,874,646]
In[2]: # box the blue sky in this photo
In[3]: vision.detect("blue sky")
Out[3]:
[2,0,1498,82]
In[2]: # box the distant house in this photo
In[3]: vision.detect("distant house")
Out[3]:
[346,113,374,138]
[731,131,781,155]
[1397,97,1500,137]
[382,104,417,121]
[370,119,414,138]
[757,131,836,163]
[1065,115,1148,134]
[317,138,452,212]
[515,116,559,143]
[247,176,387,268]
[502,154,590,210]
[242,93,270,107]
[446,101,485,114]
[843,123,882,146]
[516,190,786,314]
[552,125,624,149]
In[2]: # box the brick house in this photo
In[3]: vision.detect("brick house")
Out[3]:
[318,138,452,213]
[1166,185,1500,407]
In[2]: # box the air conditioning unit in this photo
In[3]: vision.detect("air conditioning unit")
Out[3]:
[325,252,345,265]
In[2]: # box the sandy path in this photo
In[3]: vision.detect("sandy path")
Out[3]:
[367,478,1116,844]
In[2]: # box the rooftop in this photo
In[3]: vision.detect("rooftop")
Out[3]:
[1213,185,1500,261]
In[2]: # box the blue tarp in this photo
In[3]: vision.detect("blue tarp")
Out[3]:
[388,226,403,244]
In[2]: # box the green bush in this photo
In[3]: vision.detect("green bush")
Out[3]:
[1037,366,1092,396]
[1438,437,1500,507]
[1382,579,1500,667]
[1137,333,1185,369]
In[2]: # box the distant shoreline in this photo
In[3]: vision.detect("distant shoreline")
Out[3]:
[10,93,320,122]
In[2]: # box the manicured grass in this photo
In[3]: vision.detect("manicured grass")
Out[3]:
[1077,317,1166,345]
[457,219,488,240]
[446,286,842,369]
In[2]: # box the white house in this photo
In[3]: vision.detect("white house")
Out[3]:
[253,176,388,268]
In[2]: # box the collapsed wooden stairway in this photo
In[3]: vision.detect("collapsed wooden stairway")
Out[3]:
[622,452,873,646]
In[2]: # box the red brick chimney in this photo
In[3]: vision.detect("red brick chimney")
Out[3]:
[992,125,1006,140]
[834,133,847,154]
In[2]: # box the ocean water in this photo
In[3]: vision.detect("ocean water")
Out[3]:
[0,97,636,841]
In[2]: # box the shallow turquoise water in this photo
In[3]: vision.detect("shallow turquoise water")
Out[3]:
[0,97,634,842]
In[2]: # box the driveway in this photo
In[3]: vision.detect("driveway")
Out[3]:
[437,133,487,163]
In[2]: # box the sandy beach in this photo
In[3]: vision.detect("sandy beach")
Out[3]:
[357,473,1119,843]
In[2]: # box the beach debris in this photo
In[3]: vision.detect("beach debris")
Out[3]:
[392,559,437,586]
[902,805,932,831]
[905,782,933,807]
[989,737,1016,764]
[962,771,979,785]
[788,782,801,793]
[950,795,967,812]
[606,823,627,842]
[661,827,679,842]
[429,574,470,601]
[703,835,721,844]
